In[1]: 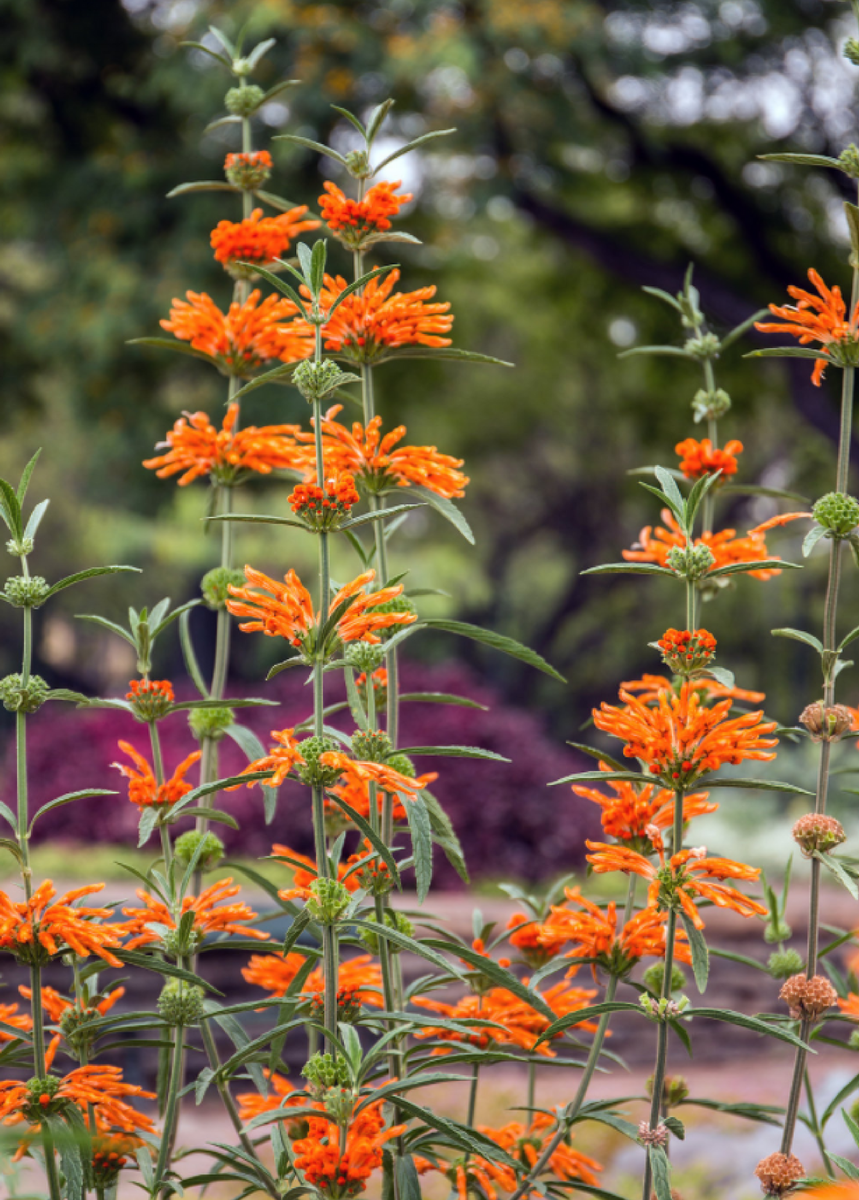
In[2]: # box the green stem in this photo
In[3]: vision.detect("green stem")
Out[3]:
[30,964,62,1200]
[153,1028,184,1198]
[16,711,31,896]
[466,1063,480,1129]
[804,1064,834,1176]
[527,1061,536,1117]
[685,581,696,632]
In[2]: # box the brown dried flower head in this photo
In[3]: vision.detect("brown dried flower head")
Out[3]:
[638,1120,668,1147]
[792,812,846,857]
[754,1152,804,1195]
[779,973,837,1021]
[799,701,853,742]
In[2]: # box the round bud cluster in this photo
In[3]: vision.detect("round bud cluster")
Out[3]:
[224,150,272,190]
[754,1152,805,1196]
[360,908,413,954]
[188,705,235,743]
[645,1072,689,1109]
[293,359,346,404]
[305,877,351,924]
[351,729,392,763]
[174,830,225,873]
[386,752,416,779]
[158,980,206,1027]
[767,949,804,980]
[642,962,687,998]
[323,1086,358,1126]
[59,1005,102,1059]
[812,491,859,536]
[373,595,418,635]
[792,812,846,857]
[23,1075,64,1121]
[161,926,202,960]
[345,149,372,179]
[692,387,731,422]
[640,993,689,1021]
[656,628,716,674]
[296,736,343,787]
[845,38,859,67]
[666,542,715,581]
[202,566,246,610]
[779,973,837,1022]
[344,642,385,673]
[683,332,721,361]
[6,536,34,556]
[224,84,264,116]
[850,1030,859,1051]
[0,673,49,713]
[4,575,49,607]
[840,145,859,180]
[126,678,174,722]
[302,1051,351,1096]
[763,919,792,945]
[638,1121,668,1147]
[799,701,854,742]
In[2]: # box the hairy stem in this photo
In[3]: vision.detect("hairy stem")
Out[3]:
[154,1028,184,1197]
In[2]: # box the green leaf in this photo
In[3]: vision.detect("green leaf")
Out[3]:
[839,625,859,652]
[420,617,565,682]
[703,666,734,689]
[0,477,22,538]
[680,913,709,994]
[772,628,823,653]
[45,565,140,598]
[267,656,305,679]
[167,180,243,198]
[641,286,682,311]
[746,346,836,363]
[549,769,655,787]
[581,562,678,577]
[813,850,859,899]
[720,308,771,350]
[175,772,269,809]
[113,950,222,994]
[325,792,402,887]
[0,801,16,830]
[366,98,395,144]
[688,1007,809,1048]
[224,725,278,824]
[372,128,456,173]
[230,361,301,402]
[649,1144,673,1200]
[803,524,827,557]
[721,483,810,503]
[23,497,50,544]
[420,789,469,883]
[830,1153,859,1180]
[404,484,474,543]
[274,134,349,166]
[17,450,41,505]
[693,776,814,795]
[396,745,510,761]
[565,742,626,772]
[128,335,222,367]
[75,612,137,648]
[618,344,691,359]
[179,39,231,66]
[677,1096,782,1125]
[369,345,514,367]
[758,152,842,168]
[179,609,209,698]
[138,806,158,848]
[327,265,399,317]
[404,792,433,902]
[821,1070,859,1127]
[844,1105,859,1147]
[208,513,307,530]
[0,838,23,864]
[254,187,306,212]
[169,807,240,830]
[395,1155,422,1200]
[399,692,488,711]
[536,1001,644,1043]
[339,503,424,531]
[390,1096,520,1169]
[352,918,465,980]
[706,559,796,579]
[29,789,116,833]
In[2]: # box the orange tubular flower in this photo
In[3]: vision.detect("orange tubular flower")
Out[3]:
[226,566,416,654]
[0,1064,155,1134]
[242,950,309,997]
[143,403,306,487]
[112,741,201,809]
[224,150,273,190]
[160,289,313,374]
[837,993,859,1020]
[621,672,766,707]
[230,728,306,789]
[292,1100,406,1198]
[624,507,780,581]
[586,839,767,930]
[675,437,743,481]
[211,206,319,273]
[122,879,268,951]
[0,1004,31,1042]
[325,759,419,826]
[320,179,413,246]
[593,681,777,787]
[756,269,859,386]
[272,844,362,900]
[318,751,435,803]
[506,912,569,968]
[572,762,717,845]
[481,1115,603,1188]
[290,472,360,529]
[307,405,469,498]
[236,1072,309,1129]
[791,1186,859,1199]
[414,1148,518,1200]
[19,985,124,1027]
[304,956,384,1019]
[0,882,127,968]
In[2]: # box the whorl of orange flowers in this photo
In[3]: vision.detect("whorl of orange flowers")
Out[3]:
[236,1071,308,1127]
[143,403,306,486]
[304,956,384,1017]
[586,839,767,930]
[0,1064,155,1134]
[0,1003,31,1042]
[481,1115,604,1187]
[756,268,859,386]
[292,1101,406,1197]
[210,206,319,270]
[226,565,417,649]
[290,472,360,525]
[593,680,777,786]
[506,912,569,968]
[325,768,415,825]
[414,1146,517,1200]
[675,437,742,480]
[320,179,413,244]
[272,844,362,901]
[242,949,309,997]
[160,289,313,374]
[230,728,306,789]
[624,507,780,580]
[318,751,435,802]
[572,762,717,844]
[19,984,125,1027]
[122,880,268,950]
[112,741,201,808]
[621,672,766,707]
[0,882,127,968]
[306,405,469,499]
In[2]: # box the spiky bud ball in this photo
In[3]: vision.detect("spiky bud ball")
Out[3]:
[767,949,804,980]
[202,567,247,610]
[6,535,34,556]
[792,813,846,857]
[23,1075,64,1121]
[303,1051,351,1097]
[666,542,715,581]
[127,679,174,722]
[754,1152,805,1195]
[845,38,859,67]
[293,359,346,404]
[225,150,272,190]
[386,753,416,779]
[763,919,792,945]
[306,878,351,924]
[0,673,49,713]
[360,908,413,953]
[174,830,225,873]
[692,387,731,422]
[779,973,837,1022]
[296,736,343,787]
[840,144,859,179]
[224,84,264,116]
[345,149,372,178]
[646,1073,689,1108]
[344,641,386,673]
[813,491,859,536]
[656,628,716,674]
[642,962,686,997]
[351,729,392,762]
[4,575,49,607]
[188,705,234,743]
[684,332,720,360]
[799,701,853,742]
[373,595,418,634]
[158,980,206,1027]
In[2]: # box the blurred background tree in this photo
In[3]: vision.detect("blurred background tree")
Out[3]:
[1,0,857,736]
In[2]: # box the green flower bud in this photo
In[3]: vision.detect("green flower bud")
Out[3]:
[0,673,49,713]
[323,1086,358,1125]
[296,736,343,787]
[6,536,34,556]
[642,962,686,997]
[188,705,234,743]
[692,388,731,423]
[345,149,372,179]
[305,877,351,924]
[232,56,252,77]
[344,642,386,673]
[224,84,264,116]
[350,729,392,762]
[59,1004,101,1060]
[372,594,417,637]
[202,566,246,610]
[812,492,859,537]
[845,38,859,67]
[225,151,272,190]
[24,1075,65,1120]
[161,926,203,959]
[174,830,225,873]
[386,753,416,779]
[302,1051,351,1096]
[666,542,715,581]
[360,908,414,953]
[767,948,804,979]
[849,1030,859,1051]
[4,575,49,607]
[763,920,792,945]
[292,358,347,404]
[646,1073,689,1108]
[839,144,859,179]
[683,332,721,361]
[158,979,206,1026]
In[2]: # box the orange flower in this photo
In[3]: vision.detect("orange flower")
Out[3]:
[414,1148,517,1200]
[593,680,777,786]
[160,289,313,374]
[572,762,717,845]
[320,179,413,245]
[125,678,174,721]
[621,672,765,707]
[242,950,309,997]
[355,667,387,708]
[624,507,780,581]
[304,955,384,1019]
[292,1100,406,1197]
[325,770,411,825]
[838,993,859,1020]
[290,472,360,528]
[143,402,306,487]
[90,1127,145,1186]
[791,1187,859,1199]
[211,206,319,272]
[272,844,362,900]
[236,1072,309,1129]
[112,741,201,809]
[0,882,127,968]
[675,438,742,480]
[19,985,124,1027]
[506,912,569,968]
[586,838,767,930]
[227,565,416,652]
[0,1063,155,1134]
[480,1115,603,1188]
[656,628,717,673]
[306,405,468,498]
[122,879,268,950]
[0,1004,31,1042]
[318,751,435,804]
[224,150,273,189]
[756,268,859,385]
[229,728,306,789]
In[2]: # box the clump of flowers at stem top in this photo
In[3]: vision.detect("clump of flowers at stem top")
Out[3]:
[656,628,717,674]
[304,956,384,1021]
[483,1114,603,1186]
[112,741,201,809]
[753,1152,806,1196]
[593,680,777,786]
[143,402,305,486]
[19,983,124,1058]
[675,437,742,481]
[160,290,312,375]
[290,473,359,530]
[756,268,859,385]
[320,179,413,247]
[226,566,417,657]
[0,882,128,967]
[126,678,174,721]
[291,1100,406,1199]
[122,879,268,953]
[0,1058,155,1135]
[779,973,838,1022]
[224,150,272,190]
[624,507,780,581]
[792,812,846,855]
[211,207,319,276]
[572,762,717,849]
